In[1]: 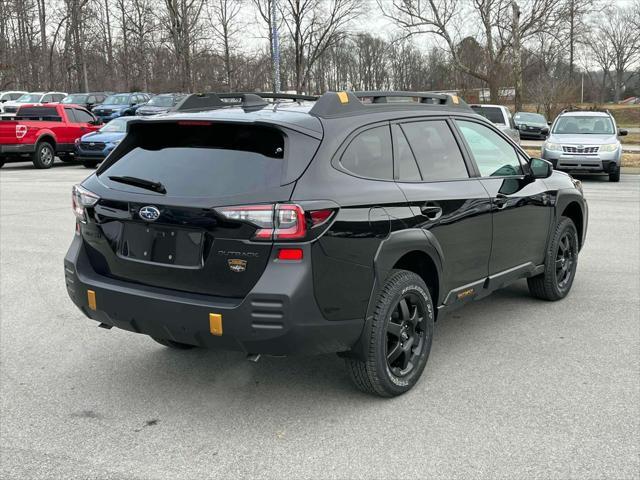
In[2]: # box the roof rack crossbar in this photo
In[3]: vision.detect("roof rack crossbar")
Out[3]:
[309,91,469,118]
[174,92,319,112]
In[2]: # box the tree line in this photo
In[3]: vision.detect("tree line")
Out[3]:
[1,0,639,112]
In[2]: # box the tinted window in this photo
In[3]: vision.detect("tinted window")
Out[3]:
[18,106,61,119]
[9,93,23,100]
[73,108,94,123]
[552,115,614,135]
[54,94,65,102]
[401,120,469,181]
[340,125,393,180]
[471,106,505,124]
[42,94,53,103]
[392,125,421,181]
[87,95,96,104]
[456,120,522,177]
[64,108,77,122]
[100,123,286,197]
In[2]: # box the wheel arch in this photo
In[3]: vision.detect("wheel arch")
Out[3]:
[560,199,585,249]
[36,133,56,149]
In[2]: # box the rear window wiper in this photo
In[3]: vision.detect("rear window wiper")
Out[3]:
[108,175,167,194]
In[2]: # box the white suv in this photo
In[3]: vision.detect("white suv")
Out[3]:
[0,91,28,113]
[470,104,521,144]
[1,91,67,116]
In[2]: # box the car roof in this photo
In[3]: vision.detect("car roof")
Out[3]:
[558,111,610,117]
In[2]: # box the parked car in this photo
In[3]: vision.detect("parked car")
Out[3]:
[92,93,151,122]
[75,116,135,168]
[0,91,28,113]
[135,93,186,116]
[61,92,110,111]
[64,91,588,397]
[0,104,100,168]
[541,109,627,182]
[513,111,550,139]
[470,104,520,143]
[1,92,67,116]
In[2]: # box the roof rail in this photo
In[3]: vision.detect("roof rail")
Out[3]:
[560,105,613,116]
[309,91,470,118]
[174,92,319,113]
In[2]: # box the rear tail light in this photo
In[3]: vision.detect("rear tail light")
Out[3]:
[15,125,27,139]
[72,184,99,222]
[216,204,335,241]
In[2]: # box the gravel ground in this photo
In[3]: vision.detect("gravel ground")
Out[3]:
[1,162,639,480]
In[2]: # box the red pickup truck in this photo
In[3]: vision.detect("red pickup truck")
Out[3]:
[0,104,101,169]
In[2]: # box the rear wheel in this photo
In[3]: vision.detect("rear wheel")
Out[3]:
[151,337,196,350]
[528,217,579,301]
[345,269,434,397]
[32,141,55,169]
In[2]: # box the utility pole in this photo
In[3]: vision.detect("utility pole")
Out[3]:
[511,1,523,111]
[581,73,584,104]
[271,0,281,92]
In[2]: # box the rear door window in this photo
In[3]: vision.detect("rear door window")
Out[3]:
[340,125,393,180]
[64,108,77,122]
[73,108,94,123]
[99,123,289,197]
[401,120,469,181]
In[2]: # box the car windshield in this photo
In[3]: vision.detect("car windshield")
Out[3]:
[514,112,545,123]
[553,116,615,135]
[16,94,43,103]
[61,94,88,104]
[99,118,129,132]
[103,94,131,105]
[147,96,175,107]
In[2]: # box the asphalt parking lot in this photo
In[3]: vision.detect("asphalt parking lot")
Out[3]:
[1,162,639,479]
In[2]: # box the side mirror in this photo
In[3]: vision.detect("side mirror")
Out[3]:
[529,158,553,179]
[547,121,552,125]
[618,129,628,136]
[541,127,550,135]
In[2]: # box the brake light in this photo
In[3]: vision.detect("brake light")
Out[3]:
[216,204,317,241]
[16,125,27,139]
[72,184,100,222]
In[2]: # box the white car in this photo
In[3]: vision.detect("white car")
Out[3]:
[470,104,521,144]
[0,91,28,113]
[1,91,67,116]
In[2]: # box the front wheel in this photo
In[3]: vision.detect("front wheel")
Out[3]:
[345,269,434,397]
[32,142,55,169]
[609,167,620,182]
[528,217,579,301]
[82,160,99,169]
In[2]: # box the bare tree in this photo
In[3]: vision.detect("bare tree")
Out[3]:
[280,0,361,93]
[598,5,640,102]
[379,0,559,104]
[208,0,244,91]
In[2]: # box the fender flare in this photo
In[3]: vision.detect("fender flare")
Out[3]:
[343,228,444,360]
[554,189,587,248]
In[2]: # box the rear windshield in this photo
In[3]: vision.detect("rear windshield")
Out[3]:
[471,106,505,124]
[99,123,286,197]
[16,106,61,120]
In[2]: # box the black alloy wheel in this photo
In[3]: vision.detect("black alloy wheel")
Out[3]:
[386,292,427,378]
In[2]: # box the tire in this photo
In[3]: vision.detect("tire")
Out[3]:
[609,168,620,182]
[82,160,99,169]
[32,141,55,169]
[151,337,196,350]
[527,217,579,301]
[345,269,435,397]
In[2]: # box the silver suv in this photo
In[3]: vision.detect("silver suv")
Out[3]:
[541,110,628,182]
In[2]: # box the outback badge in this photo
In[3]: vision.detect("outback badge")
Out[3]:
[228,259,247,273]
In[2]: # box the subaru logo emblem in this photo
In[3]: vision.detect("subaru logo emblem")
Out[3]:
[139,206,160,222]
[577,145,584,149]
[89,142,95,146]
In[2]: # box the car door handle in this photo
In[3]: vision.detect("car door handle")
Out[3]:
[494,193,509,209]
[420,204,443,220]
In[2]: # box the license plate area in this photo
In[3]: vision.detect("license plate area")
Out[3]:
[119,223,204,267]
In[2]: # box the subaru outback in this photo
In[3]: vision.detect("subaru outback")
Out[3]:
[64,91,588,397]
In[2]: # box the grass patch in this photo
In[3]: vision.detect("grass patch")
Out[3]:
[523,147,640,168]
[621,133,640,144]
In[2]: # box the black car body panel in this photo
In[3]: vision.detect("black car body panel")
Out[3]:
[64,91,588,358]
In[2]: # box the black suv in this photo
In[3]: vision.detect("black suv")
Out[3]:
[64,91,588,397]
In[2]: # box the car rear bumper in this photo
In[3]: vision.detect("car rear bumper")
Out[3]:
[64,236,363,356]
